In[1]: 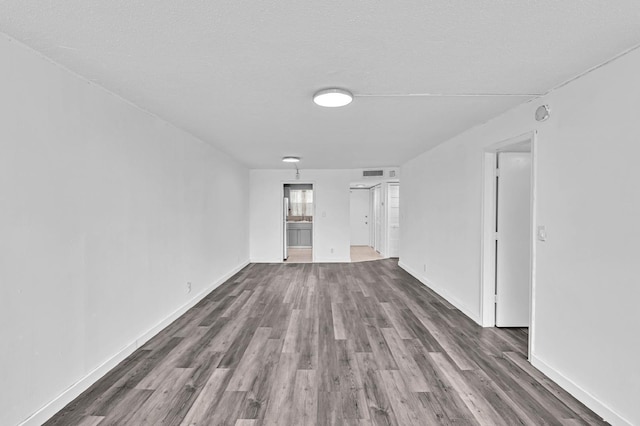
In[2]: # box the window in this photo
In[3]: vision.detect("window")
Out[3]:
[289,189,313,217]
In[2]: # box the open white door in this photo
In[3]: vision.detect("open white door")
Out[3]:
[496,152,531,327]
[387,183,400,257]
[373,186,382,253]
[283,197,288,260]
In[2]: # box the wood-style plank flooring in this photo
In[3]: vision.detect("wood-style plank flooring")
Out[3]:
[45,260,607,425]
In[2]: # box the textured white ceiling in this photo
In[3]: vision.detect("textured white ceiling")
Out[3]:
[2,1,640,168]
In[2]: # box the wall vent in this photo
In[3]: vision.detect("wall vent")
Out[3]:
[363,170,384,177]
[389,170,396,178]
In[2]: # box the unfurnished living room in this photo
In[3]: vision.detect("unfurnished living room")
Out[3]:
[1,2,639,426]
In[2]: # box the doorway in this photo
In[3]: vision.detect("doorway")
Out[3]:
[349,187,383,262]
[349,181,401,262]
[495,151,531,326]
[283,184,314,263]
[481,132,536,356]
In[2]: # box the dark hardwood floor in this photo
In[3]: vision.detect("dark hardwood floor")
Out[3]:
[45,260,607,425]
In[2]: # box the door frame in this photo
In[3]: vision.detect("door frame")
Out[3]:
[281,181,316,262]
[480,131,537,358]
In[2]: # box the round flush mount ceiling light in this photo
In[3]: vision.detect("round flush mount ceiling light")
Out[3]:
[313,88,353,107]
[282,156,300,163]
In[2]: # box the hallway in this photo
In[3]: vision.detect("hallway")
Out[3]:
[46,260,606,425]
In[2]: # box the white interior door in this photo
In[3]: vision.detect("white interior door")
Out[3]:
[387,184,400,257]
[496,152,531,327]
[373,186,382,253]
[283,197,288,260]
[350,189,370,245]
[369,188,375,248]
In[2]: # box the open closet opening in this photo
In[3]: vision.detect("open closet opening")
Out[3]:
[481,132,536,358]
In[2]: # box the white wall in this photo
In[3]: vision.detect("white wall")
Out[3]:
[250,169,351,263]
[0,35,250,426]
[399,48,640,425]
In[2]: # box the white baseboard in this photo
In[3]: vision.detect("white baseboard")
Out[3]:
[250,257,352,263]
[250,258,282,263]
[398,261,482,325]
[530,354,632,426]
[18,260,250,426]
[400,260,632,425]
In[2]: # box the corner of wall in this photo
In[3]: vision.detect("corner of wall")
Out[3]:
[530,354,632,426]
[18,260,250,426]
[398,260,481,326]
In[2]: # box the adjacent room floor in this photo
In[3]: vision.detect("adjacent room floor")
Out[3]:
[350,245,383,262]
[285,246,383,264]
[46,260,607,425]
[284,247,313,263]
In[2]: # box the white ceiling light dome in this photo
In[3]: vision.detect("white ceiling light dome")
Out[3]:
[313,88,353,107]
[282,156,300,163]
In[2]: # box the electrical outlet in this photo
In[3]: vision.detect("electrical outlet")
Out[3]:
[330,248,334,254]
[423,264,427,273]
[186,282,192,293]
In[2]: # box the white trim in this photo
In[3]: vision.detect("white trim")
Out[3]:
[530,355,633,426]
[528,131,538,358]
[480,151,498,327]
[401,251,630,425]
[18,260,250,426]
[250,258,283,263]
[398,261,481,325]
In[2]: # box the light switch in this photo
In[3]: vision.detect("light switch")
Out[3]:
[537,225,547,242]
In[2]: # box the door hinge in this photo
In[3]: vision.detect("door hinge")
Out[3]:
[494,294,498,303]
[494,231,499,241]
[495,167,500,177]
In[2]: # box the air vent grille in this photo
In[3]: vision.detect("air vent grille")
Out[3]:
[363,170,384,177]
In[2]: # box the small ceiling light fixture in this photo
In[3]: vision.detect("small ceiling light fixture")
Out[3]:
[535,105,551,122]
[313,88,353,107]
[282,156,300,163]
[355,184,366,188]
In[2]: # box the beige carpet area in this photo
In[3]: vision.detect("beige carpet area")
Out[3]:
[284,246,383,263]
[350,245,383,262]
[284,248,313,263]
